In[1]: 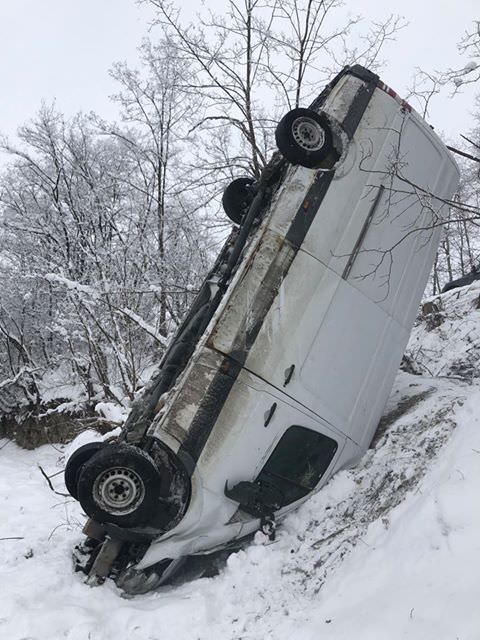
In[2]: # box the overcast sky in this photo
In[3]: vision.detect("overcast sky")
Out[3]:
[0,0,478,148]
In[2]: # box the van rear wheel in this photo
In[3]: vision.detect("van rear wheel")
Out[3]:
[275,108,333,168]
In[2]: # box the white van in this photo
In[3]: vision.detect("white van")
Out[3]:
[65,65,459,593]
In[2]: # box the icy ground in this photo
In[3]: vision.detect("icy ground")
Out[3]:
[1,286,480,639]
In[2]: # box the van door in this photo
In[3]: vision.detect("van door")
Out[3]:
[196,368,347,500]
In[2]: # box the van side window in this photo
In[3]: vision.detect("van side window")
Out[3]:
[257,426,338,506]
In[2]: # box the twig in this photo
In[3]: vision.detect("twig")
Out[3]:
[460,134,480,152]
[47,469,65,478]
[0,536,24,541]
[37,464,69,497]
[446,145,480,164]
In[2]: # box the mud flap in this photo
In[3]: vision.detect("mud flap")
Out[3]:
[86,537,123,586]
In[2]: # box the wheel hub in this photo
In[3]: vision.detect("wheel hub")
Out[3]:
[292,116,325,151]
[93,467,145,515]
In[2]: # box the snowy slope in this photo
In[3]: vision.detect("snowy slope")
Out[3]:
[1,289,480,640]
[406,280,480,380]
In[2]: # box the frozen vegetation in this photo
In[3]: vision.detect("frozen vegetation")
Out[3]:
[1,282,480,639]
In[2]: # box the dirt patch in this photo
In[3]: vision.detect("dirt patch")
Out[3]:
[419,298,445,331]
[369,389,434,449]
[0,404,117,449]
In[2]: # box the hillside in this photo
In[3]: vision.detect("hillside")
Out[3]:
[1,283,479,640]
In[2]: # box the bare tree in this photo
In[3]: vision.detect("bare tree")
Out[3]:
[0,99,212,407]
[407,70,442,120]
[441,21,480,92]
[144,0,405,180]
[405,20,480,293]
[103,37,210,337]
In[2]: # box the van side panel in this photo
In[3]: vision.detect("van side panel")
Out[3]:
[344,106,460,330]
[239,248,409,445]
[208,88,458,447]
[291,93,402,276]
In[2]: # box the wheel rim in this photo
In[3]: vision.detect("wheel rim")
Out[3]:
[291,116,325,151]
[93,467,146,515]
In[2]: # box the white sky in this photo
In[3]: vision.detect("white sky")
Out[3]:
[0,0,478,147]
[0,0,153,137]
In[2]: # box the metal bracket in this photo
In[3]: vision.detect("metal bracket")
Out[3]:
[86,536,123,586]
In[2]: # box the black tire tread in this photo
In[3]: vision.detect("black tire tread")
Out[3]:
[77,444,162,528]
[275,108,333,168]
[222,177,255,225]
[64,442,103,500]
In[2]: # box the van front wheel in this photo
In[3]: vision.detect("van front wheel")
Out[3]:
[77,444,162,528]
[275,108,333,169]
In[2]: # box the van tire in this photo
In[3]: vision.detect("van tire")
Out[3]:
[222,177,256,225]
[64,442,103,500]
[77,444,162,528]
[275,108,333,168]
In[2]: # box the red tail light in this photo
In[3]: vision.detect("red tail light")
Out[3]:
[378,81,412,113]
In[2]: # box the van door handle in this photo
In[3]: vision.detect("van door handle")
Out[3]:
[283,364,295,386]
[264,402,277,427]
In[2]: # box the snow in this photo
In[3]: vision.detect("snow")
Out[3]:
[1,287,480,639]
[463,61,478,73]
[298,391,480,640]
[118,307,168,347]
[94,401,127,424]
[406,280,480,379]
[37,367,87,406]
[44,273,100,299]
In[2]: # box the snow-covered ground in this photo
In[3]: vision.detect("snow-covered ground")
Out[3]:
[1,285,480,640]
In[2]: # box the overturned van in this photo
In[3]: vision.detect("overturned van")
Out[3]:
[65,65,459,593]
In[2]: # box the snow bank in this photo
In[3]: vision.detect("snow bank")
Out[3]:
[298,390,480,640]
[406,280,480,379]
[1,370,478,639]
